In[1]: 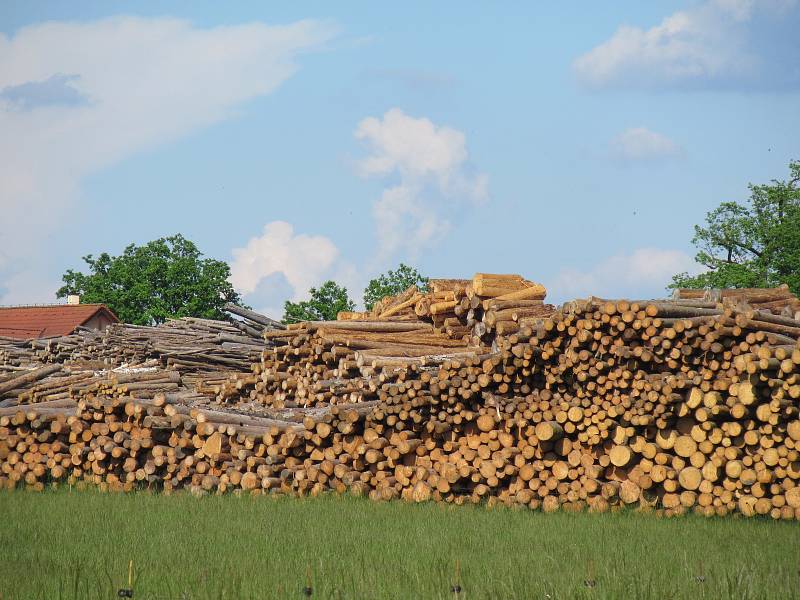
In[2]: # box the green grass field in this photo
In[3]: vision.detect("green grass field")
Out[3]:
[1,489,798,599]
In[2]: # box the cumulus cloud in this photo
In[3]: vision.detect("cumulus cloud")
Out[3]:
[229,221,362,315]
[354,108,488,260]
[0,16,335,303]
[573,0,800,90]
[230,221,341,299]
[548,248,698,302]
[609,127,684,161]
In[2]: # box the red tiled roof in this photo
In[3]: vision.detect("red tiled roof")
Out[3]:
[0,304,119,339]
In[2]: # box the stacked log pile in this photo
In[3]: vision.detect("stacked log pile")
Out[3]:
[2,304,278,369]
[251,319,489,409]
[30,317,268,373]
[673,284,800,319]
[2,278,800,520]
[351,274,555,345]
[0,336,39,369]
[215,274,554,407]
[0,308,284,412]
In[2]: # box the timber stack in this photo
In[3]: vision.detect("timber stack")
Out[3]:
[349,273,554,343]
[2,274,800,520]
[1,307,278,373]
[673,284,800,320]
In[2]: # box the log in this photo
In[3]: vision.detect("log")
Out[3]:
[484,285,546,305]
[0,364,62,396]
[224,303,285,330]
[304,321,433,333]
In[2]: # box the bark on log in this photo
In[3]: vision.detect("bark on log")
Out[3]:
[224,303,286,330]
[0,364,62,396]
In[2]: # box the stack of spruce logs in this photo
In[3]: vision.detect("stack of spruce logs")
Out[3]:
[1,307,279,378]
[346,274,555,344]
[673,284,800,319]
[27,316,269,373]
[0,307,284,410]
[219,274,556,406]
[2,274,800,520]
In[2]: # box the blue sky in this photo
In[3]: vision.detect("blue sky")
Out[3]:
[1,1,798,315]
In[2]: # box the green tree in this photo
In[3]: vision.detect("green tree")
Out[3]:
[283,281,355,323]
[671,160,800,294]
[363,263,429,310]
[57,234,244,325]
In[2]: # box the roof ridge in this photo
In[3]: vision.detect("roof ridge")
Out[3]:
[0,303,108,309]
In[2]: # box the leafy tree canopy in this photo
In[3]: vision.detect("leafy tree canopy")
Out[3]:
[57,234,244,325]
[363,263,429,310]
[283,281,355,323]
[671,160,800,295]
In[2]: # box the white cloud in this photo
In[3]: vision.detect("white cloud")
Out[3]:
[230,221,341,299]
[354,108,488,260]
[0,16,335,304]
[371,185,452,261]
[548,248,699,302]
[573,0,799,90]
[356,108,468,178]
[609,127,684,161]
[229,221,363,311]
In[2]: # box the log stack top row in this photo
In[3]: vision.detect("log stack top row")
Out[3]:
[672,284,800,319]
